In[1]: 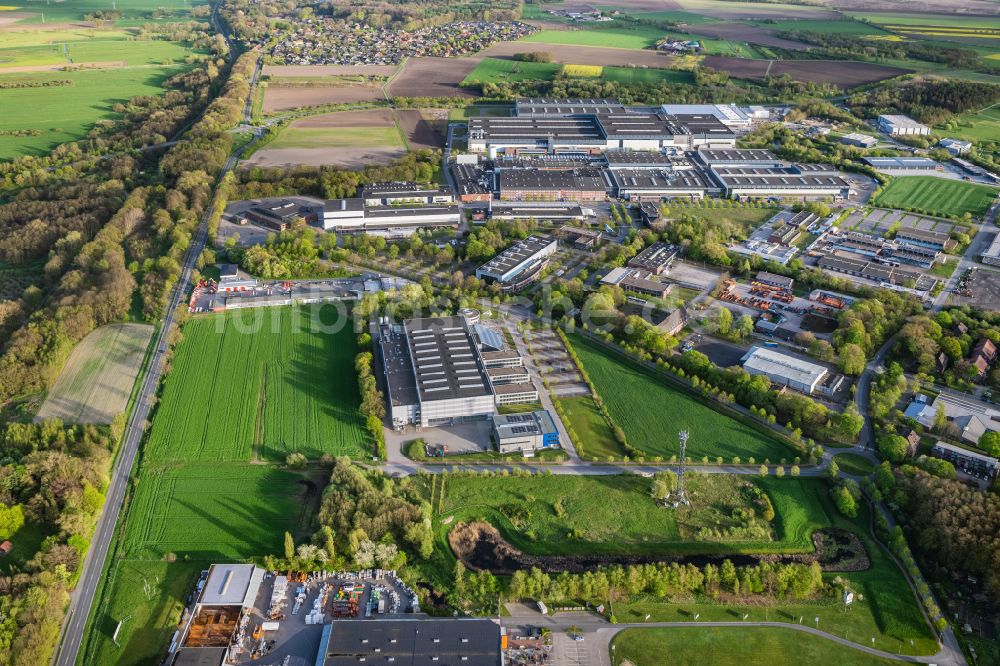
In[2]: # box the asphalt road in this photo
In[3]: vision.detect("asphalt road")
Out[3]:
[52,151,244,666]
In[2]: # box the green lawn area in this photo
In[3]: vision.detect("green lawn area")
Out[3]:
[460,57,562,85]
[833,453,877,476]
[601,66,693,85]
[928,257,959,279]
[556,395,625,459]
[567,334,794,462]
[611,8,721,24]
[0,41,191,159]
[144,305,369,463]
[611,627,901,666]
[872,176,997,219]
[266,125,404,150]
[425,473,836,557]
[521,26,667,49]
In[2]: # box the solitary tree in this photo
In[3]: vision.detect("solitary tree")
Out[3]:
[284,531,295,560]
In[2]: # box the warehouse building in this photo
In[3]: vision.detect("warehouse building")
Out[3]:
[840,133,878,149]
[600,267,671,298]
[709,163,851,199]
[450,163,493,202]
[861,156,941,172]
[359,182,455,206]
[516,97,628,116]
[489,203,587,222]
[496,168,607,201]
[322,199,461,233]
[895,227,951,251]
[318,618,502,666]
[740,346,830,394]
[877,114,930,136]
[695,148,782,167]
[475,235,558,292]
[607,166,718,200]
[755,271,794,291]
[172,564,265,664]
[982,232,1000,267]
[817,255,921,286]
[492,410,560,455]
[378,317,497,428]
[468,106,736,156]
[629,241,679,275]
[659,104,756,130]
[603,150,688,168]
[241,200,309,231]
[931,441,999,479]
[939,138,973,155]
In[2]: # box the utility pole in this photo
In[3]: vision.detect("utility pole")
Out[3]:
[669,430,690,507]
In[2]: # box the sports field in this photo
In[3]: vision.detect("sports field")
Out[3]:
[567,334,793,462]
[460,58,561,85]
[611,627,900,666]
[872,176,998,219]
[36,323,153,424]
[144,305,369,463]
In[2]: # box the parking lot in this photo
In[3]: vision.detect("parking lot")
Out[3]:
[521,325,589,398]
[841,207,960,237]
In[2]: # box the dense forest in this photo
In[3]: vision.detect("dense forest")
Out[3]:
[847,78,1000,126]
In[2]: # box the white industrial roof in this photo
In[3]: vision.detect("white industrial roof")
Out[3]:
[878,114,927,128]
[740,346,827,387]
[199,564,264,607]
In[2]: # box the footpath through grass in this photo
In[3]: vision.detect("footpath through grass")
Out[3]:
[872,176,997,219]
[567,334,794,462]
[145,305,369,463]
[611,626,901,666]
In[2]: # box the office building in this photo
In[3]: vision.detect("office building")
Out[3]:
[475,235,558,292]
[492,410,560,455]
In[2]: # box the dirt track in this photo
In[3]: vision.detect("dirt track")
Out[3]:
[262,84,384,112]
[702,56,909,88]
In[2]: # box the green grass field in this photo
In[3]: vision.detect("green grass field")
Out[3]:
[940,104,1000,143]
[522,26,666,49]
[461,57,561,85]
[0,35,191,68]
[851,13,1000,30]
[266,125,404,150]
[872,176,998,219]
[122,463,322,559]
[611,627,901,666]
[567,334,793,462]
[601,66,693,85]
[0,52,194,158]
[144,305,369,463]
[3,0,207,24]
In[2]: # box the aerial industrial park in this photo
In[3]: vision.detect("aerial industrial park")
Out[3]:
[1,1,1000,665]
